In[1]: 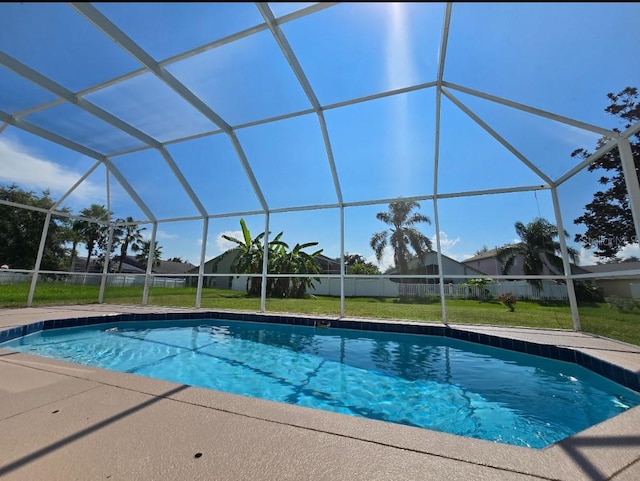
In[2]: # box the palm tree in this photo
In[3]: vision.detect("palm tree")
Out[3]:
[370,201,433,276]
[115,217,145,273]
[67,225,84,272]
[73,204,110,272]
[497,217,578,290]
[136,240,162,271]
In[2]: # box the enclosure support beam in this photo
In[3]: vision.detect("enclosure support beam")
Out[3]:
[340,206,345,317]
[98,225,115,304]
[196,217,209,309]
[433,14,449,324]
[551,187,581,331]
[260,213,270,313]
[618,138,640,243]
[98,169,113,304]
[142,223,158,306]
[432,197,448,324]
[442,88,553,186]
[27,213,51,307]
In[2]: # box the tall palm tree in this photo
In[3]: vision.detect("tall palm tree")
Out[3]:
[73,204,110,272]
[116,217,145,273]
[136,240,162,271]
[497,217,579,290]
[370,200,432,275]
[67,225,84,272]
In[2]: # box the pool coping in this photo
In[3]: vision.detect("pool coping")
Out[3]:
[1,305,640,481]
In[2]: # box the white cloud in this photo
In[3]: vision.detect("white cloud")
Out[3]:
[216,230,243,254]
[577,243,640,266]
[618,243,640,260]
[141,230,178,241]
[0,137,102,203]
[577,247,598,266]
[435,231,461,256]
[367,247,394,273]
[156,231,179,240]
[550,123,602,151]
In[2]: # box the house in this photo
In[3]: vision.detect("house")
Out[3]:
[189,251,342,290]
[460,246,587,278]
[460,248,505,277]
[386,251,486,284]
[189,250,237,289]
[154,259,197,275]
[72,256,195,276]
[72,256,144,274]
[315,254,341,274]
[580,261,640,298]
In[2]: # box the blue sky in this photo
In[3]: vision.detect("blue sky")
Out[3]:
[1,2,639,270]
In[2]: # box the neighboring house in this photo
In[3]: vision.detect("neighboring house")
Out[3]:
[72,256,145,274]
[191,251,342,290]
[461,246,586,278]
[460,248,504,277]
[580,262,640,298]
[155,259,197,275]
[72,256,195,276]
[386,251,486,284]
[315,254,341,274]
[189,251,237,289]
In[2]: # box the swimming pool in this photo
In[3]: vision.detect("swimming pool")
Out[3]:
[2,315,639,450]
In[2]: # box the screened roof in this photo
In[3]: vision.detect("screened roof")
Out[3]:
[1,2,639,266]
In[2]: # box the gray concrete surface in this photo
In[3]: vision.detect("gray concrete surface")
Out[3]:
[1,305,639,481]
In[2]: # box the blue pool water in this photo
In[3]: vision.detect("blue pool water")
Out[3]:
[2,319,639,449]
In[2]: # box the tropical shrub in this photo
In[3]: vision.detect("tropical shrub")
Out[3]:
[223,219,323,298]
[498,292,517,312]
[466,277,494,300]
[574,281,605,303]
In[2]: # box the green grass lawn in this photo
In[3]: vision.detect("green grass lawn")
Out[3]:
[2,283,638,346]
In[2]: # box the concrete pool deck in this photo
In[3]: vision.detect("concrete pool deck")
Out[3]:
[1,305,639,481]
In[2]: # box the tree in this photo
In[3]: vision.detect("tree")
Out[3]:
[474,245,490,256]
[370,200,432,276]
[167,257,185,263]
[271,241,323,298]
[497,217,578,290]
[0,184,70,270]
[222,218,274,296]
[466,277,494,300]
[73,204,111,272]
[222,218,323,298]
[67,224,84,272]
[136,240,162,271]
[571,86,640,259]
[336,253,381,275]
[115,217,145,273]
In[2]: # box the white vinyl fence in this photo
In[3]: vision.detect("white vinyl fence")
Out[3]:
[0,271,185,288]
[396,280,569,301]
[0,271,30,285]
[231,276,569,300]
[310,277,400,297]
[62,274,186,288]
